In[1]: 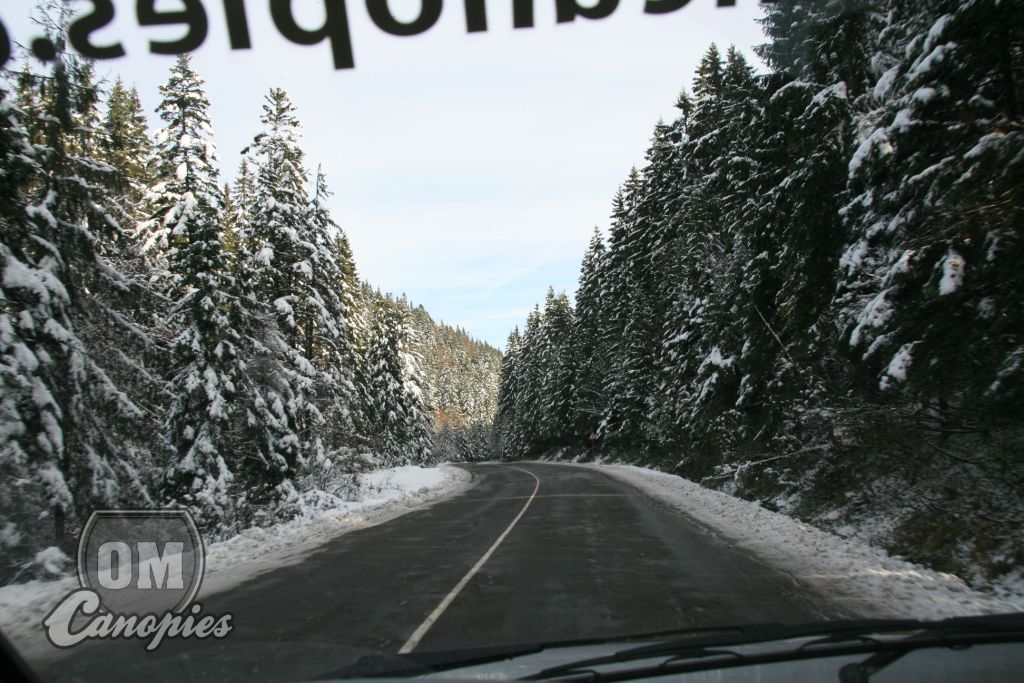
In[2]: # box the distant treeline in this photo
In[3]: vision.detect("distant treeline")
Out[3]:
[376,291,503,462]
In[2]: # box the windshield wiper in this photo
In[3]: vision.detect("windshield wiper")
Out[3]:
[323,624,748,678]
[522,618,916,680]
[318,642,549,679]
[832,613,1024,683]
[524,613,1024,682]
[319,614,1024,681]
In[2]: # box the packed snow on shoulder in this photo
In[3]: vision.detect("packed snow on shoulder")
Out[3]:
[202,464,472,585]
[587,463,1024,620]
[0,464,473,660]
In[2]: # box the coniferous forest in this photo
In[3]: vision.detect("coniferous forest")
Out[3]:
[0,5,500,580]
[496,1,1024,590]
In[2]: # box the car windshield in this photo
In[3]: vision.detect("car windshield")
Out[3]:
[1,1,1022,682]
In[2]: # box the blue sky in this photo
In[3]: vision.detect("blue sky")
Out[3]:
[4,1,768,349]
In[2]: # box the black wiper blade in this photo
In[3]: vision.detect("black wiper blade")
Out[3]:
[523,619,918,681]
[829,613,1024,683]
[525,613,1024,683]
[323,613,1024,681]
[612,619,921,661]
[327,624,749,678]
[798,612,1024,651]
[320,643,548,679]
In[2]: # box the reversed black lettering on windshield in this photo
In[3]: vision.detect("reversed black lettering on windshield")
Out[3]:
[0,0,774,71]
[0,15,9,69]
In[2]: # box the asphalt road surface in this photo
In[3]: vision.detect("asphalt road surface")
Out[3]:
[35,462,844,682]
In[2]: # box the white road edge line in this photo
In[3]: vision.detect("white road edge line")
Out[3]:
[398,465,541,654]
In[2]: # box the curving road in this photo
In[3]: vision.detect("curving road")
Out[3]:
[39,462,843,682]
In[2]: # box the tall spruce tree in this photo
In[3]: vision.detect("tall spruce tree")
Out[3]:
[570,229,608,440]
[149,56,244,530]
[364,301,432,465]
[598,169,657,449]
[305,166,362,458]
[99,79,161,303]
[495,327,523,456]
[3,3,155,560]
[0,84,72,577]
[331,231,369,440]
[101,79,152,212]
[220,182,240,258]
[232,88,326,517]
[536,289,575,447]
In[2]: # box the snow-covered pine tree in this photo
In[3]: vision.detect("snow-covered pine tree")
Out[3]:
[597,169,656,449]
[101,79,152,213]
[305,166,362,460]
[220,182,240,258]
[569,229,608,442]
[219,158,256,274]
[225,159,253,256]
[598,276,657,450]
[364,301,432,465]
[147,55,245,531]
[662,46,763,458]
[628,108,691,451]
[247,88,317,345]
[753,0,875,359]
[330,230,370,440]
[409,305,444,422]
[98,78,163,300]
[494,327,523,456]
[713,46,796,452]
[234,88,327,516]
[0,83,72,579]
[3,2,156,562]
[398,315,434,464]
[536,288,575,448]
[650,45,734,457]
[838,0,1024,412]
[13,64,42,142]
[515,305,546,454]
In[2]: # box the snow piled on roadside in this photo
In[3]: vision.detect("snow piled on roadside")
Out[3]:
[0,464,473,658]
[201,464,471,582]
[588,463,1024,620]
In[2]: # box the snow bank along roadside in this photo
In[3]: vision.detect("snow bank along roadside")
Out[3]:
[583,463,1024,620]
[0,464,474,661]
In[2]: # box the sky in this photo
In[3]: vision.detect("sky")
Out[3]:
[4,1,768,349]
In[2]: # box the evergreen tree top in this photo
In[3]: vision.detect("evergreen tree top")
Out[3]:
[694,43,725,101]
[158,56,212,127]
[254,88,302,148]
